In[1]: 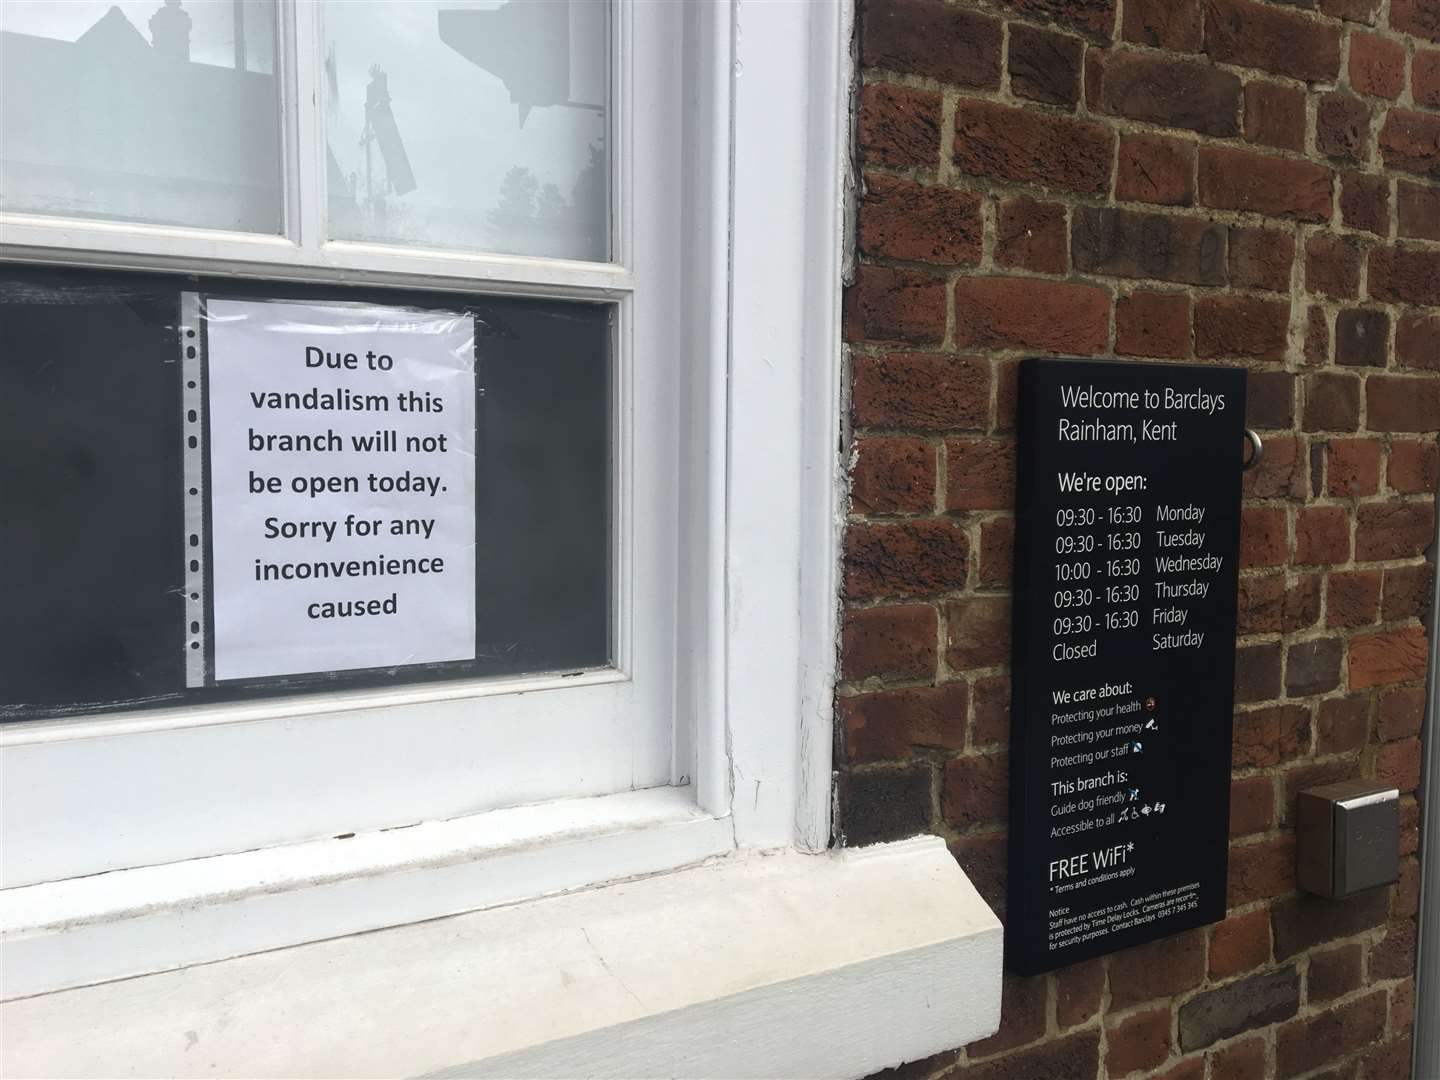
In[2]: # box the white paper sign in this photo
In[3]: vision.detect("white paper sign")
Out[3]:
[205,298,476,681]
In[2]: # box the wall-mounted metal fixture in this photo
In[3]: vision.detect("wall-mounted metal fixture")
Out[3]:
[1296,779,1400,900]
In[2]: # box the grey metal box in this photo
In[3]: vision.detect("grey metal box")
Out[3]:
[1296,780,1400,900]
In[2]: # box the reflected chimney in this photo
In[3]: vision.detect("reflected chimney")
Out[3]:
[149,0,191,62]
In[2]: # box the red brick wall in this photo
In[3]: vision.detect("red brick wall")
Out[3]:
[840,0,1437,1076]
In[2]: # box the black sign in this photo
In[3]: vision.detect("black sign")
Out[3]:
[1007,357,1247,975]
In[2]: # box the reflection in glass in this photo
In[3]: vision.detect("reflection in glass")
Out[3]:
[325,0,609,261]
[0,1,282,233]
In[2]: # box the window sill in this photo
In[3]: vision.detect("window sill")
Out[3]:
[2,836,1003,1078]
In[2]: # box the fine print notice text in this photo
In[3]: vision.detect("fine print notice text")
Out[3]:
[206,298,476,681]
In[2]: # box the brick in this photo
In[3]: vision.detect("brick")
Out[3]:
[857,83,941,169]
[1398,182,1440,242]
[1194,295,1288,360]
[1117,134,1195,207]
[1308,943,1363,1002]
[1273,889,1388,959]
[845,265,946,346]
[1369,245,1440,306]
[1383,563,1434,622]
[1210,1038,1267,1080]
[1074,206,1226,286]
[954,100,1113,195]
[1317,92,1372,165]
[953,276,1110,354]
[843,683,966,763]
[1244,79,1306,152]
[1326,438,1382,495]
[1286,636,1343,695]
[1235,640,1284,703]
[1349,32,1406,99]
[859,175,982,266]
[1247,372,1298,431]
[1152,1059,1205,1080]
[1097,50,1241,135]
[1296,505,1351,565]
[1239,506,1288,569]
[851,437,936,515]
[1229,833,1296,905]
[945,438,1014,510]
[1333,308,1388,367]
[1109,929,1205,1008]
[1107,1006,1171,1078]
[1349,625,1429,688]
[1229,225,1295,292]
[1230,774,1275,837]
[1339,172,1389,237]
[1416,48,1440,108]
[962,1029,1101,1080]
[1232,702,1308,767]
[1209,908,1271,976]
[1321,0,1380,19]
[1199,147,1332,222]
[948,832,1007,910]
[1178,966,1300,1052]
[1395,860,1422,919]
[1239,571,1319,633]
[1393,0,1440,41]
[1361,1036,1415,1080]
[841,604,938,681]
[1204,0,1342,82]
[1389,439,1439,493]
[1008,24,1083,107]
[861,0,1002,86]
[945,596,1010,669]
[1370,376,1440,433]
[1326,570,1381,627]
[1124,0,1202,49]
[999,0,1119,39]
[971,673,1011,746]
[1302,373,1361,432]
[967,972,1046,1058]
[1306,305,1331,365]
[996,197,1067,274]
[853,353,989,431]
[1378,736,1424,791]
[978,517,1015,587]
[1054,956,1105,1028]
[1305,233,1364,298]
[1380,109,1440,180]
[1380,687,1425,740]
[1316,694,1370,753]
[1396,313,1440,371]
[1275,991,1386,1078]
[994,358,1020,431]
[1402,796,1420,855]
[844,519,969,599]
[1116,290,1190,358]
[942,751,1007,826]
[841,765,931,846]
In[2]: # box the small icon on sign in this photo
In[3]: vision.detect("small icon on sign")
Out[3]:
[1155,802,1167,814]
[1118,808,1130,822]
[1141,804,1152,816]
[1126,842,1135,852]
[1131,741,1143,753]
[1144,718,1157,731]
[1144,696,1157,712]
[1128,787,1140,802]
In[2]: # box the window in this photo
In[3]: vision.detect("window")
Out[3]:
[0,0,694,887]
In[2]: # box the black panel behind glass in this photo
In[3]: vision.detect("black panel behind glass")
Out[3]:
[0,265,611,720]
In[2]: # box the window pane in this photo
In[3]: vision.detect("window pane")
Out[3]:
[0,1,282,233]
[324,0,609,261]
[0,265,613,721]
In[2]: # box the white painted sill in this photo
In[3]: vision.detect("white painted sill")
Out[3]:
[2,835,1003,1079]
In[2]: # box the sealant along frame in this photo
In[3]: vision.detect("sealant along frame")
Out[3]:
[0,0,735,888]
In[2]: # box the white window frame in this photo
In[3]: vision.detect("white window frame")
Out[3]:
[1,0,695,887]
[0,0,842,943]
